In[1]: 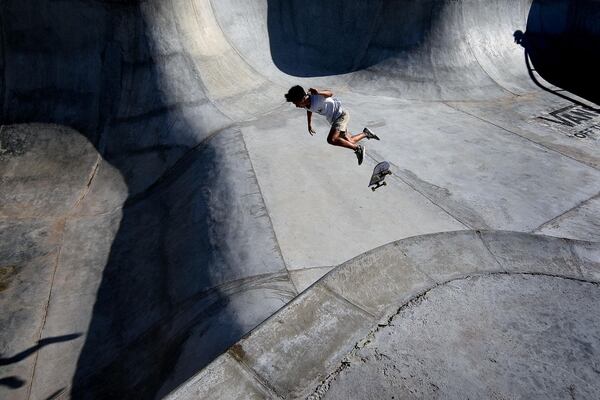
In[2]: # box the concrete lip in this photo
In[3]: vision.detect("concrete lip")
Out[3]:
[167,231,600,399]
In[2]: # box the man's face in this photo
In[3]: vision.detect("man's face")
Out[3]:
[293,95,309,108]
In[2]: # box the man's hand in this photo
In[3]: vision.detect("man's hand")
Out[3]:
[308,125,316,135]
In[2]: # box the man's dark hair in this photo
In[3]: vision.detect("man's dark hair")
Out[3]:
[285,85,306,103]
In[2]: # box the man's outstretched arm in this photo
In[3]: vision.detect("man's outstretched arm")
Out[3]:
[308,88,333,97]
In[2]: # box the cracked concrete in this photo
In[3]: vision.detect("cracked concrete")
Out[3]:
[318,274,600,400]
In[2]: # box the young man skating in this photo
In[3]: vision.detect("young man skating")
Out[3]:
[285,85,379,165]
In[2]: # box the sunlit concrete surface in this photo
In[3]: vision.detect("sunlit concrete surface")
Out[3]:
[1,0,599,398]
[167,232,600,399]
[322,274,600,400]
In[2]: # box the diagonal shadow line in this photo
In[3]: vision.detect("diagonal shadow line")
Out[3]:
[44,388,67,400]
[0,333,82,366]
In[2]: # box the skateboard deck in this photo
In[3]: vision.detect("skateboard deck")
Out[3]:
[369,161,392,191]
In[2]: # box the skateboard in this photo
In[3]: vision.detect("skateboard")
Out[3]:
[368,161,392,191]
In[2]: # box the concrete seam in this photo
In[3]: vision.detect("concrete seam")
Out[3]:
[226,353,284,399]
[0,157,117,221]
[69,155,102,214]
[442,101,600,171]
[566,240,586,278]
[321,284,377,320]
[27,218,67,400]
[475,230,507,272]
[532,191,600,234]
[366,149,472,230]
[288,264,336,274]
[239,128,299,295]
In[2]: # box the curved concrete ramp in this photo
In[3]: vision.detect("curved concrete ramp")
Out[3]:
[167,231,600,399]
[1,0,600,399]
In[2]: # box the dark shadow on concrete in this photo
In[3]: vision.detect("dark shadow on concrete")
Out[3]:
[0,1,258,398]
[266,0,433,77]
[0,334,82,366]
[45,389,67,400]
[518,0,600,106]
[70,137,252,399]
[0,376,25,389]
[514,30,599,112]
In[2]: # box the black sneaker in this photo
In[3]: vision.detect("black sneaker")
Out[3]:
[363,127,380,140]
[355,145,365,165]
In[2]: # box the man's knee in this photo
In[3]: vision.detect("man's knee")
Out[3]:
[327,131,340,145]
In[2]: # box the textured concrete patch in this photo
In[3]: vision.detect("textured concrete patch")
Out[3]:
[322,246,434,317]
[391,231,500,282]
[0,124,99,218]
[233,285,375,398]
[480,231,583,278]
[317,274,600,400]
[164,353,275,400]
[0,265,18,292]
[571,240,600,282]
[536,195,600,242]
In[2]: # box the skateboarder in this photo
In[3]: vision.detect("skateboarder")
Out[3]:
[285,85,379,165]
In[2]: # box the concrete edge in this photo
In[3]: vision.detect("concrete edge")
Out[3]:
[166,230,600,400]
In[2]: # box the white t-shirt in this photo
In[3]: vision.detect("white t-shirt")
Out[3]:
[308,95,343,124]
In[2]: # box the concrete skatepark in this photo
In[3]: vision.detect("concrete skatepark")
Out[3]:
[1,0,599,399]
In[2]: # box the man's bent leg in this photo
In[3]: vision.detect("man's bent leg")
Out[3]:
[328,128,357,151]
[347,131,367,144]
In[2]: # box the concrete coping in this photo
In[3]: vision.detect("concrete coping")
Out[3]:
[166,230,600,399]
